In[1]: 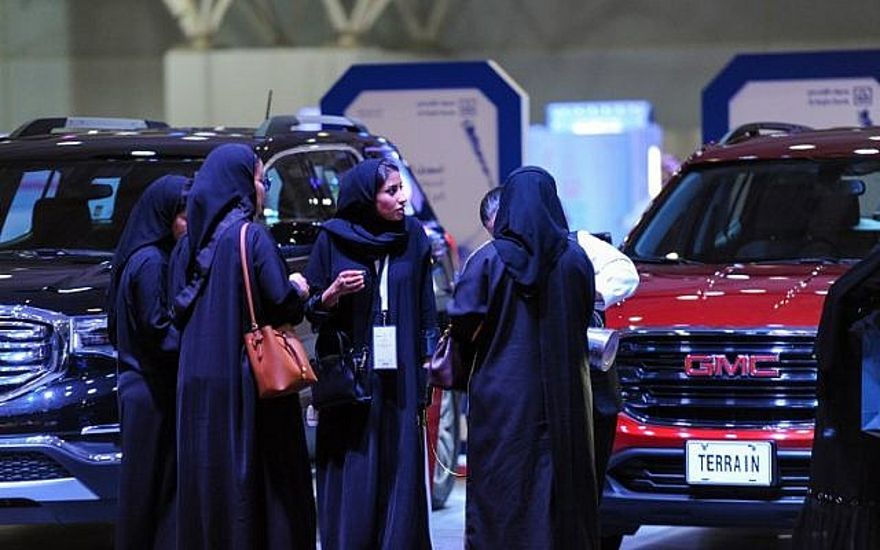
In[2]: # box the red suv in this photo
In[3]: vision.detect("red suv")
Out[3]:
[602,123,880,542]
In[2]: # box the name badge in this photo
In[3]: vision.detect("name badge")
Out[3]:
[372,325,398,370]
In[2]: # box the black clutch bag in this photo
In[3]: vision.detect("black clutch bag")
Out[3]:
[312,330,372,409]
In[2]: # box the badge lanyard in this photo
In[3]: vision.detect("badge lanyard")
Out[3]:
[373,255,398,370]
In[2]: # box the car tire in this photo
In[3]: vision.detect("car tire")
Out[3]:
[431,390,461,510]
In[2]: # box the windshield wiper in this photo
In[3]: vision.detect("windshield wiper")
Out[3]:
[633,255,705,265]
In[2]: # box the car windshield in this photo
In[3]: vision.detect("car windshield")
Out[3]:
[0,160,198,254]
[627,159,880,264]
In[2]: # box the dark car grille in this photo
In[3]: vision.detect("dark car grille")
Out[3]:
[610,451,810,499]
[0,319,59,399]
[616,331,817,427]
[0,452,71,482]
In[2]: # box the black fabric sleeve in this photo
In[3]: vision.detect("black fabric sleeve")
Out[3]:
[447,246,490,343]
[130,253,178,356]
[419,241,439,359]
[250,224,304,327]
[303,231,336,328]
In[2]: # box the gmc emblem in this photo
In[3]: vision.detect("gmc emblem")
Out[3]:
[684,354,781,378]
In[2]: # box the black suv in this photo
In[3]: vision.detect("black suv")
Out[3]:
[0,116,459,524]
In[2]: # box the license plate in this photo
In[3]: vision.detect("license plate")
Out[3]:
[685,440,774,486]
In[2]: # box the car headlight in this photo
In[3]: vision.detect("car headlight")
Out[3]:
[70,315,115,357]
[587,328,619,372]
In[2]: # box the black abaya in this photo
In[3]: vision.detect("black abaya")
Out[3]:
[113,247,178,550]
[304,159,437,550]
[793,249,880,549]
[108,175,186,550]
[448,167,600,549]
[170,144,315,549]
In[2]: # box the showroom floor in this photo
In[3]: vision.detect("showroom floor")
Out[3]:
[0,480,796,549]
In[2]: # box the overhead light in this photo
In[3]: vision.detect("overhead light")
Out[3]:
[854,148,880,155]
[788,144,815,151]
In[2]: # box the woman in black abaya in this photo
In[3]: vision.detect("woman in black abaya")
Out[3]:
[109,175,188,550]
[793,248,880,548]
[170,144,315,549]
[304,158,438,550]
[448,166,600,549]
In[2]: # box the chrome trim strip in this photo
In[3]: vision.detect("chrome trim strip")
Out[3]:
[80,424,120,436]
[618,326,817,338]
[0,477,98,502]
[0,436,121,464]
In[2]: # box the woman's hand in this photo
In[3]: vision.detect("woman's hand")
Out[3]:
[321,269,366,308]
[289,272,310,299]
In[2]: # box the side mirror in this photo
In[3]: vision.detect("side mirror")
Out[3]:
[588,328,619,372]
[834,179,866,196]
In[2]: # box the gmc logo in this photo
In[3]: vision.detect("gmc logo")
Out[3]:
[684,354,781,378]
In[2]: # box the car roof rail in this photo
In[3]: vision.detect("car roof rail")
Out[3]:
[8,117,169,138]
[719,122,813,145]
[255,114,369,137]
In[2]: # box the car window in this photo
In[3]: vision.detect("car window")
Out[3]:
[628,159,880,263]
[263,149,358,225]
[0,161,196,252]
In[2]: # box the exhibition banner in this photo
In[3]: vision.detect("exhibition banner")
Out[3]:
[703,50,880,143]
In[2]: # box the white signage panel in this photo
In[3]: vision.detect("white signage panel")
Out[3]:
[346,89,499,254]
[730,78,879,130]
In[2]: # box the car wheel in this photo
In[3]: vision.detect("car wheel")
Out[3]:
[431,390,461,510]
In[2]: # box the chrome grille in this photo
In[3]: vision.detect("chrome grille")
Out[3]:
[0,317,61,400]
[616,331,817,427]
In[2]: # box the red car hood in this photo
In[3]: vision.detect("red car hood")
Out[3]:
[606,262,852,330]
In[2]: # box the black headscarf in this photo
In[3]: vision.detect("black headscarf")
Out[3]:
[107,174,188,343]
[172,143,257,322]
[492,166,569,291]
[186,143,257,267]
[321,158,408,259]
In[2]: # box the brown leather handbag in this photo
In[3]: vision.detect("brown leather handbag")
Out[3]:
[240,223,317,398]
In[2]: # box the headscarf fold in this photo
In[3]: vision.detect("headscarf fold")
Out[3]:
[492,166,569,292]
[107,175,189,343]
[321,158,408,259]
[172,143,257,323]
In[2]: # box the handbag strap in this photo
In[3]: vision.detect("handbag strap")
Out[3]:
[239,223,259,332]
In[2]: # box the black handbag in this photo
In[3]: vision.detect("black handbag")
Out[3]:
[311,329,372,409]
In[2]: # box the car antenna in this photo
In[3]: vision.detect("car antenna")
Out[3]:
[264,89,273,120]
